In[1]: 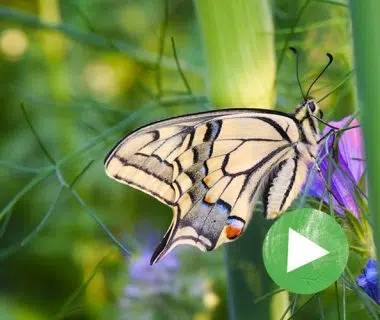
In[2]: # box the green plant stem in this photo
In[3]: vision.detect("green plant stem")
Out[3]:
[194,1,283,319]
[349,1,380,266]
[195,0,275,107]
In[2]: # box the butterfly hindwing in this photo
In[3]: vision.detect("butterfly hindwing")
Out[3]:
[262,153,310,219]
[105,109,307,263]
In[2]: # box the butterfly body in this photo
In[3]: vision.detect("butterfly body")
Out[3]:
[105,99,321,264]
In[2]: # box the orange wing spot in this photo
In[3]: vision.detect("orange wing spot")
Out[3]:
[226,225,242,239]
[203,176,211,186]
[204,194,213,204]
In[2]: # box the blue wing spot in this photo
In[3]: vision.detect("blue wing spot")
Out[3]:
[215,199,231,217]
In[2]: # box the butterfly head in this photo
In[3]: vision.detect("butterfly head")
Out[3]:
[307,99,323,118]
[294,98,323,120]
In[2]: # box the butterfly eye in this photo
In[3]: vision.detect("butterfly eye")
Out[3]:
[226,216,246,240]
[308,102,316,113]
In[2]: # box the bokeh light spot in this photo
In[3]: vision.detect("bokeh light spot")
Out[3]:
[84,61,119,100]
[119,6,149,37]
[0,28,29,59]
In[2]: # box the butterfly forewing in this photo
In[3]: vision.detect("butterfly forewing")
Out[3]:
[104,108,317,264]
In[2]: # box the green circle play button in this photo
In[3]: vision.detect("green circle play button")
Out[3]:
[262,209,349,294]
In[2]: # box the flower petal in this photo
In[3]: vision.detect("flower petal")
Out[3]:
[357,273,368,288]
[357,259,379,304]
[304,115,365,217]
[365,259,378,285]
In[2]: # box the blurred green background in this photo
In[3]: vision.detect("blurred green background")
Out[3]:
[0,0,365,319]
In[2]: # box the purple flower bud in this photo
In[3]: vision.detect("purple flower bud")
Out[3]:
[356,259,379,304]
[305,116,365,218]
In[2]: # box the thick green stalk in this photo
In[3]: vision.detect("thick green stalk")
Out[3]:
[195,0,275,107]
[194,1,288,319]
[349,1,380,267]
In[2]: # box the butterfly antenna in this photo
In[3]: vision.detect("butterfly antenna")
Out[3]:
[306,53,334,98]
[289,47,307,101]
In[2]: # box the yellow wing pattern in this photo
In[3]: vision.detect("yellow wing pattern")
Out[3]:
[104,109,311,264]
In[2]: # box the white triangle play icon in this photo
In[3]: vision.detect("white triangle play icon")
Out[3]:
[287,228,329,273]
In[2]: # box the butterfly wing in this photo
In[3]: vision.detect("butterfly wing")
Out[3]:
[104,109,305,263]
[262,154,309,219]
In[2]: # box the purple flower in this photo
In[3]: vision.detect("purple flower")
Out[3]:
[305,116,365,217]
[126,249,180,297]
[120,243,181,317]
[356,259,379,304]
[120,225,210,318]
[122,225,180,300]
